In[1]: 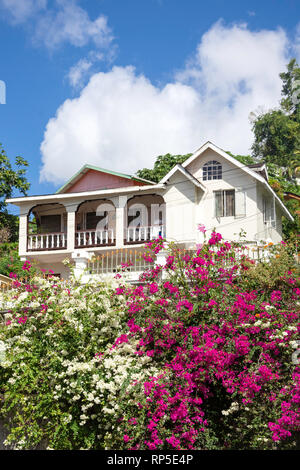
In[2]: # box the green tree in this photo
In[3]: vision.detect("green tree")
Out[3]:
[226,151,256,166]
[251,59,300,169]
[136,153,192,183]
[279,57,300,116]
[0,143,30,242]
[250,59,300,240]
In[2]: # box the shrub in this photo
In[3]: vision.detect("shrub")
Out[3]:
[0,273,161,449]
[107,235,300,450]
[0,232,299,450]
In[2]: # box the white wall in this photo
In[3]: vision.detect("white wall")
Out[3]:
[163,172,197,245]
[184,148,260,242]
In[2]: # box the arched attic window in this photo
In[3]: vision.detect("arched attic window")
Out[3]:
[203,160,222,181]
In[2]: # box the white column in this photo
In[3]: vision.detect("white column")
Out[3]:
[66,204,78,252]
[113,195,127,248]
[156,249,167,266]
[71,251,94,282]
[19,205,31,257]
[155,249,168,280]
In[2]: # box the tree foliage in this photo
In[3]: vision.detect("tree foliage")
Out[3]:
[0,143,30,242]
[251,59,300,171]
[136,153,192,183]
[249,58,300,240]
[226,151,256,166]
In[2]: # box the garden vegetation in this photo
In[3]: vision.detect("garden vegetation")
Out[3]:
[0,230,299,450]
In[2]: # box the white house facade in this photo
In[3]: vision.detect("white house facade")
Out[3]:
[6,142,294,280]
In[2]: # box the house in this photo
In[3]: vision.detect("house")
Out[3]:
[6,141,294,280]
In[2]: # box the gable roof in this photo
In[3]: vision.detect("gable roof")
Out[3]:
[182,141,294,222]
[160,164,206,191]
[56,164,156,194]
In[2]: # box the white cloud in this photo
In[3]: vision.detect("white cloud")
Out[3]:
[67,49,118,89]
[0,0,115,90]
[68,58,93,88]
[0,0,46,24]
[40,66,201,183]
[40,21,293,185]
[0,0,113,51]
[34,0,113,50]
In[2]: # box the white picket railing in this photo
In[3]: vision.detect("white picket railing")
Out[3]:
[75,229,115,248]
[27,233,67,251]
[126,225,165,244]
[88,248,156,275]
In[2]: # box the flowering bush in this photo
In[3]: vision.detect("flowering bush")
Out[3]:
[0,273,160,449]
[0,232,299,450]
[107,234,300,450]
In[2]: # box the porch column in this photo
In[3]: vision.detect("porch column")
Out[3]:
[19,205,31,257]
[66,204,79,252]
[155,249,168,280]
[111,195,127,248]
[71,251,94,282]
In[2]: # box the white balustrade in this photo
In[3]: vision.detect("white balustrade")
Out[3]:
[88,248,156,275]
[126,225,165,244]
[27,224,165,252]
[75,229,114,248]
[27,233,67,251]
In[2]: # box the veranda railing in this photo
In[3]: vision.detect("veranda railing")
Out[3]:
[27,232,67,251]
[88,248,156,275]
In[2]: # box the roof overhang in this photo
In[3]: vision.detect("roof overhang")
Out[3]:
[160,164,206,191]
[6,183,166,207]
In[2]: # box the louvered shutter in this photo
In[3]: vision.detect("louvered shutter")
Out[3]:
[235,189,246,218]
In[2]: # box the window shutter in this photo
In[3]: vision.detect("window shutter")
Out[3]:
[214,191,223,217]
[235,189,246,218]
[225,190,235,216]
[270,196,276,227]
[263,197,267,223]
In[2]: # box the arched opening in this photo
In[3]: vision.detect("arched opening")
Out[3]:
[27,203,67,251]
[125,194,165,244]
[75,199,116,247]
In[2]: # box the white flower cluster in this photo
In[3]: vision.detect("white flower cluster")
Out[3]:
[0,272,165,448]
[221,401,239,416]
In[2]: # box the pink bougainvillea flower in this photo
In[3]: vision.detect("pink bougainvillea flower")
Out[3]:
[22,261,31,271]
[197,224,207,233]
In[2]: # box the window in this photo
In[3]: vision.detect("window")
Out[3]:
[203,160,222,181]
[263,197,276,227]
[40,215,61,233]
[214,190,235,217]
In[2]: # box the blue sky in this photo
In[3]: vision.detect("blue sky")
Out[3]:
[0,0,299,215]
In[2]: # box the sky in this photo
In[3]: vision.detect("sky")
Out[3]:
[0,0,300,215]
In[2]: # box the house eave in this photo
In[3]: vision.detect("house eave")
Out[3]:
[6,183,166,207]
[160,164,206,191]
